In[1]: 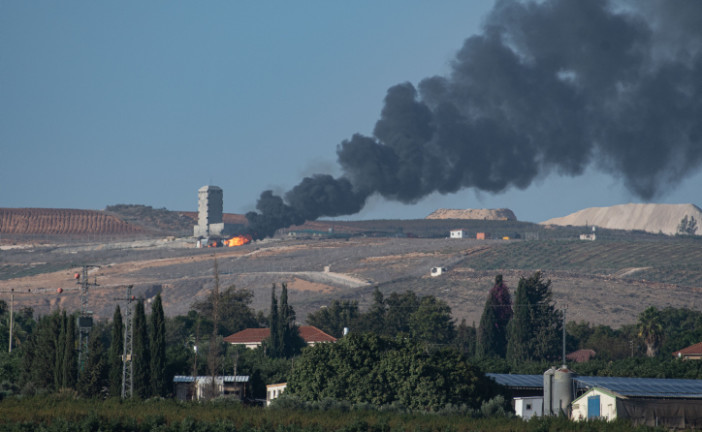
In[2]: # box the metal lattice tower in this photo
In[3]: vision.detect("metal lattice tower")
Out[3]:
[121,285,135,398]
[76,265,98,371]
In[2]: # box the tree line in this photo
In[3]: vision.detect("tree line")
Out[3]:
[2,269,702,407]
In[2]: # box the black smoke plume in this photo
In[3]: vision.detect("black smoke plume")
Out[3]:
[247,0,702,239]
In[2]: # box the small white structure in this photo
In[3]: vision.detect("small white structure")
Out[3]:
[173,375,249,401]
[515,396,543,420]
[430,267,447,277]
[267,382,287,406]
[579,233,596,241]
[450,229,468,239]
[571,388,618,421]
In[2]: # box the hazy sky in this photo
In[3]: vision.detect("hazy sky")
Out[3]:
[2,1,701,224]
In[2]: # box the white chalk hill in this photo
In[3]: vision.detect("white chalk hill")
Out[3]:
[540,203,702,236]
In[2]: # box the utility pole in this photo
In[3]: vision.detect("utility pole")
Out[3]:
[119,285,135,399]
[76,266,99,371]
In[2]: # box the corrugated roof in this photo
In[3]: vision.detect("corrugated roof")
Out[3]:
[173,375,249,383]
[486,373,543,389]
[487,373,702,399]
[576,376,702,398]
[223,326,336,344]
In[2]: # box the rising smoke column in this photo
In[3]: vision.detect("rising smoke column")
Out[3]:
[246,0,702,239]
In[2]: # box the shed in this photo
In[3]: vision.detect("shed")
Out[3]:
[173,375,249,401]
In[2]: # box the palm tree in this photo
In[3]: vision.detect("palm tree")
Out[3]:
[638,306,663,357]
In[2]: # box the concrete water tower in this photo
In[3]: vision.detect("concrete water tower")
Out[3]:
[193,185,225,237]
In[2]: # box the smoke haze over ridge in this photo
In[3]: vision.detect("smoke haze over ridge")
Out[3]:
[246,0,702,238]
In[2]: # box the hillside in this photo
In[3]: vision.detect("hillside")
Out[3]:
[2,233,702,329]
[426,208,517,221]
[0,208,146,236]
[541,203,702,235]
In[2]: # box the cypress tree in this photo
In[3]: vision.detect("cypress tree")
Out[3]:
[268,284,280,357]
[54,311,67,388]
[32,312,61,390]
[63,314,77,388]
[132,300,151,398]
[78,328,107,397]
[478,275,513,358]
[279,283,304,358]
[150,294,167,397]
[108,305,124,397]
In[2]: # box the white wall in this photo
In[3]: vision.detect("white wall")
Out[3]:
[515,397,543,420]
[571,388,618,421]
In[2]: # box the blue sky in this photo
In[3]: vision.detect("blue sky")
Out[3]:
[2,1,700,224]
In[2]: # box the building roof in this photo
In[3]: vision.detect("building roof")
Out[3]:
[576,376,702,398]
[223,326,336,344]
[673,341,702,357]
[566,349,596,363]
[173,375,249,383]
[488,373,702,399]
[223,328,271,344]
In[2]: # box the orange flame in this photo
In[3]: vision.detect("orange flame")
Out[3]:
[223,234,252,247]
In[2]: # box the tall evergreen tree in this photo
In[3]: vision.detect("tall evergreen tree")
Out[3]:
[409,296,456,344]
[78,328,108,397]
[32,312,61,390]
[132,300,151,398]
[278,283,304,358]
[358,287,386,334]
[150,294,167,397]
[108,305,124,397]
[507,272,562,363]
[478,275,513,358]
[268,284,280,357]
[63,314,77,389]
[54,311,67,388]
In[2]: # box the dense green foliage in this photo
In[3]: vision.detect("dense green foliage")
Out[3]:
[507,272,562,363]
[288,333,500,411]
[0,396,658,432]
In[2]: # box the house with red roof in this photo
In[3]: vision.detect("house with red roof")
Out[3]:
[224,325,336,349]
[673,342,702,360]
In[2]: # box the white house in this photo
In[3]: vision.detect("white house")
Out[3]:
[266,382,287,406]
[450,229,467,239]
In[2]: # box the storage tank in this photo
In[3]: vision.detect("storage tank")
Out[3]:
[543,367,556,416]
[552,366,575,416]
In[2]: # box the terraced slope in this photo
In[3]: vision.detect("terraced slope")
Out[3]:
[0,208,145,235]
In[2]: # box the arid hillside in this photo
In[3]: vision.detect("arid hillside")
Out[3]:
[0,208,146,235]
[2,233,702,330]
[541,203,702,235]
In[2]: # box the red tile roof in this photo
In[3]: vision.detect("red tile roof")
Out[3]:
[673,341,702,357]
[566,349,596,363]
[223,326,336,344]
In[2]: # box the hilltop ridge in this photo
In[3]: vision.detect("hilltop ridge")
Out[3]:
[541,203,701,235]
